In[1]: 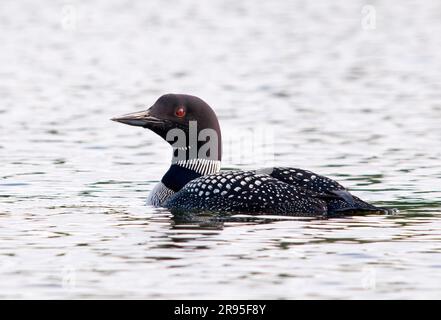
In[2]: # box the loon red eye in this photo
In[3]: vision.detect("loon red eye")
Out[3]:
[175,106,186,118]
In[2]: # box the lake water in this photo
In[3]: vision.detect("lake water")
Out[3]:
[1,0,441,299]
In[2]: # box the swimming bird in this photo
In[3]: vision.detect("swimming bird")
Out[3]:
[112,94,385,216]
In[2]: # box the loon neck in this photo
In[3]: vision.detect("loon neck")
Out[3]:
[161,159,221,192]
[162,128,222,192]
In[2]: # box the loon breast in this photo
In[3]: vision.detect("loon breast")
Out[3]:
[147,159,222,207]
[147,182,175,206]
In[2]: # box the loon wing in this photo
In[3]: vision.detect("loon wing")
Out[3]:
[268,167,380,212]
[163,170,328,216]
[267,167,346,194]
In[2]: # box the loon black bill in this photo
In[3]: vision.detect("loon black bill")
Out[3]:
[111,110,162,128]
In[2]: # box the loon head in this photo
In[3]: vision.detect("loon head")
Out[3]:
[112,94,222,164]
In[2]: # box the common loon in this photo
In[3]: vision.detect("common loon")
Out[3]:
[112,94,385,216]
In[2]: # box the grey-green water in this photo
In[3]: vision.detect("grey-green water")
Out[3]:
[1,0,441,299]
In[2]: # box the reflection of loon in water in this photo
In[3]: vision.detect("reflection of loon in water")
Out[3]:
[112,94,387,216]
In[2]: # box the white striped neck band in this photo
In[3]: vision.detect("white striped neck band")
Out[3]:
[173,159,221,176]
